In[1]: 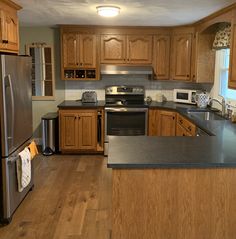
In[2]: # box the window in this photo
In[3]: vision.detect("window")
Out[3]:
[218,49,236,100]
[26,43,55,100]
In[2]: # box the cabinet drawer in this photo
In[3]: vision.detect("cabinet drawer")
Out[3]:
[177,114,196,136]
[176,124,192,137]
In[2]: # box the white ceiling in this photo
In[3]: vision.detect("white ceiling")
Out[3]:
[15,0,236,27]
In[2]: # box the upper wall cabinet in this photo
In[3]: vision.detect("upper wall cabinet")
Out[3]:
[153,35,171,80]
[100,34,126,64]
[171,33,193,81]
[61,31,98,80]
[0,0,21,54]
[100,34,153,64]
[126,35,153,64]
[63,33,78,68]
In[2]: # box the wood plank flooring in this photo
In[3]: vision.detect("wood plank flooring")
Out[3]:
[0,155,112,239]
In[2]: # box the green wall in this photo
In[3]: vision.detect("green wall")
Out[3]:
[19,26,65,140]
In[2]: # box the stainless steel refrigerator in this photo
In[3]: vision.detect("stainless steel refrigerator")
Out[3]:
[0,55,34,224]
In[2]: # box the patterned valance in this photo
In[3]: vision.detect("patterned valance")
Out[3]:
[213,24,231,50]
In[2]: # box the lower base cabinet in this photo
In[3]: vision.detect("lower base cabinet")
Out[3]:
[149,109,176,136]
[59,109,103,153]
[176,113,196,136]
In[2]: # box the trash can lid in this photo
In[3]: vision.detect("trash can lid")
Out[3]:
[42,112,58,120]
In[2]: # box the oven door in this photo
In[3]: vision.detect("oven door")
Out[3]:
[104,107,148,155]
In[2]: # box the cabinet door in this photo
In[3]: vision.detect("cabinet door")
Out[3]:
[229,23,236,89]
[154,35,170,80]
[63,33,79,68]
[60,112,78,150]
[171,33,192,81]
[78,111,97,150]
[127,35,152,64]
[79,34,96,68]
[0,10,5,50]
[100,35,126,64]
[158,110,176,136]
[0,10,19,52]
[148,109,159,136]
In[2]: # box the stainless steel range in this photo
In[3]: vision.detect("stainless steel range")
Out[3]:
[104,85,148,155]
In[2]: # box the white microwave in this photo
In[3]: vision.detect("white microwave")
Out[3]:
[173,89,197,104]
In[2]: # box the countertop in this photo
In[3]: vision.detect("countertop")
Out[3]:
[108,101,236,169]
[57,100,105,109]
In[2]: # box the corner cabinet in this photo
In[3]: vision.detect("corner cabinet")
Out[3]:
[153,35,171,80]
[148,109,176,136]
[0,0,21,53]
[61,31,98,80]
[100,34,153,64]
[171,33,193,81]
[59,109,104,153]
[176,114,196,136]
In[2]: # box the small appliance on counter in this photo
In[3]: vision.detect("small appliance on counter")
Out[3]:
[173,89,197,104]
[82,91,97,103]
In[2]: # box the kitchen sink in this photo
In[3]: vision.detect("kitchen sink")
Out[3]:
[188,111,225,121]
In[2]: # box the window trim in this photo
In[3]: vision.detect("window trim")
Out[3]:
[26,43,55,101]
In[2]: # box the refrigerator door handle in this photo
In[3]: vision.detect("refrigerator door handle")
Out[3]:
[4,74,15,144]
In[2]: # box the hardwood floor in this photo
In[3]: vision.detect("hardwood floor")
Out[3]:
[0,154,112,239]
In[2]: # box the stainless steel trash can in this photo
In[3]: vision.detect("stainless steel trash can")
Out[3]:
[42,112,58,156]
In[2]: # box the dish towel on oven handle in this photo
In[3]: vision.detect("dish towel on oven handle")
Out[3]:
[16,147,31,192]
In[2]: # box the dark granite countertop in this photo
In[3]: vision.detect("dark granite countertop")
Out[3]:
[108,101,236,169]
[57,100,105,109]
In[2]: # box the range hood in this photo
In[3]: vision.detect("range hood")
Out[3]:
[100,64,153,75]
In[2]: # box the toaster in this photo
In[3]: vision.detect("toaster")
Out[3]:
[82,91,97,103]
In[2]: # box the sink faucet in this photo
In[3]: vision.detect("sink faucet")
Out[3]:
[208,97,226,116]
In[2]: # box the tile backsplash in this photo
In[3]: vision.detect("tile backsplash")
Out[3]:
[65,75,213,101]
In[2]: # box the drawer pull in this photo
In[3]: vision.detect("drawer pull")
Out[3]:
[188,126,192,131]
[179,119,183,124]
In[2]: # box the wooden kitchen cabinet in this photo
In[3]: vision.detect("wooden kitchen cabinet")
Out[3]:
[63,33,96,68]
[171,33,192,81]
[0,0,21,53]
[176,113,196,136]
[63,33,78,68]
[100,34,152,64]
[59,109,98,152]
[148,109,159,136]
[148,109,176,136]
[79,34,96,68]
[153,35,170,80]
[60,112,78,150]
[158,110,176,136]
[100,34,126,64]
[61,31,98,80]
[127,35,153,64]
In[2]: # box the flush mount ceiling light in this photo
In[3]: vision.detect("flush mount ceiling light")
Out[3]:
[96,6,120,17]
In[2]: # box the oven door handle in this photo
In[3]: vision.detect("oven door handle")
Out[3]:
[105,107,148,112]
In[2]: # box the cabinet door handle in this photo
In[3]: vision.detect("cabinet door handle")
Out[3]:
[2,40,8,44]
[179,119,183,124]
[80,63,83,66]
[173,116,175,120]
[188,126,192,131]
[187,74,190,77]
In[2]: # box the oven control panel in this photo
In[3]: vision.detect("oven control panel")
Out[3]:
[105,86,144,95]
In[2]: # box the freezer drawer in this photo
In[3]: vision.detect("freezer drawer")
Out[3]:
[1,141,34,223]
